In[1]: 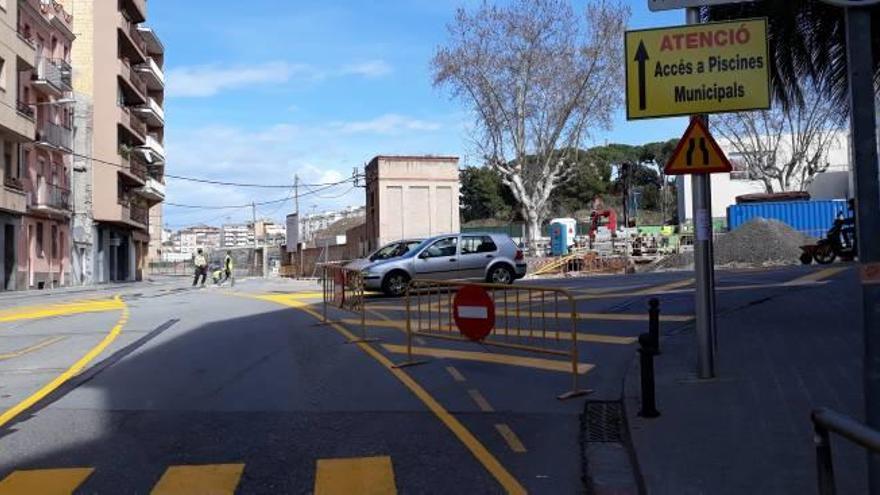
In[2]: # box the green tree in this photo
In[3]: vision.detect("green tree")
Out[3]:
[548,148,613,216]
[459,167,517,222]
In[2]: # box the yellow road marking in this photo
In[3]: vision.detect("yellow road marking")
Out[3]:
[251,297,527,495]
[350,318,637,345]
[784,267,848,285]
[573,278,694,300]
[383,344,594,374]
[0,296,127,429]
[366,306,692,322]
[314,456,397,495]
[468,389,495,412]
[0,336,66,361]
[446,366,467,382]
[495,424,527,453]
[252,294,309,308]
[151,464,244,495]
[0,468,94,494]
[0,298,125,323]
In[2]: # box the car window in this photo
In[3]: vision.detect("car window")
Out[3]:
[461,236,497,254]
[371,243,401,261]
[422,237,458,258]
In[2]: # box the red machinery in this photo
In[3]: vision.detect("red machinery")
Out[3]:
[589,209,618,242]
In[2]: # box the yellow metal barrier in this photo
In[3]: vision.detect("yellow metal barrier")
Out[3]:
[321,264,375,343]
[400,279,591,400]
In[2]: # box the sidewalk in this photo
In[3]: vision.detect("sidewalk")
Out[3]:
[624,276,865,494]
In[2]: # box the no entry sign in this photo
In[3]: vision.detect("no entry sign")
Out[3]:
[453,285,496,341]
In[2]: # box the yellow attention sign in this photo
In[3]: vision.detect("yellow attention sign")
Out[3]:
[625,18,770,120]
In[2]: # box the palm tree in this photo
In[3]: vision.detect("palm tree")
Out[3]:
[705,1,879,111]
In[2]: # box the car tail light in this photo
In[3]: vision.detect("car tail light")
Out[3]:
[515,249,524,261]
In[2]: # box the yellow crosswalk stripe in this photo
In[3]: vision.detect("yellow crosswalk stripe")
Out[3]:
[314,456,397,495]
[150,464,244,495]
[784,267,849,285]
[382,344,594,374]
[0,299,124,323]
[0,468,94,495]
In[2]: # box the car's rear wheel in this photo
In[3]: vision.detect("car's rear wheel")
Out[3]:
[487,264,514,285]
[382,271,410,297]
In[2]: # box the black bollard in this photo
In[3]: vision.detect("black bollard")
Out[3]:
[638,346,660,418]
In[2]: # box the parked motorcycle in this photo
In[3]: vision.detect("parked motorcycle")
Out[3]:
[800,203,857,265]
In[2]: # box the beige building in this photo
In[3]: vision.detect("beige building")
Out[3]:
[365,155,460,252]
[70,0,165,283]
[0,0,40,290]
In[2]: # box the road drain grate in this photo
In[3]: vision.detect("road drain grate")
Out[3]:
[585,401,624,443]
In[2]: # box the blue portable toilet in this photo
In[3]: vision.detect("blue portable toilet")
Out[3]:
[550,221,569,256]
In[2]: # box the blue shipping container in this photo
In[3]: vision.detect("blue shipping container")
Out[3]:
[727,200,849,239]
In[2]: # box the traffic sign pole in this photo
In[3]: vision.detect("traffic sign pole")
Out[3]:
[687,6,717,379]
[841,6,880,492]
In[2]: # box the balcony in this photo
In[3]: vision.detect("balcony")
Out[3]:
[139,134,165,164]
[28,180,70,217]
[119,145,147,185]
[120,0,147,24]
[137,26,164,56]
[118,14,147,64]
[134,97,164,127]
[32,57,73,95]
[119,60,148,104]
[135,57,165,91]
[16,100,35,120]
[14,28,37,69]
[136,176,166,203]
[118,106,146,144]
[35,121,73,152]
[1,175,27,214]
[130,203,149,227]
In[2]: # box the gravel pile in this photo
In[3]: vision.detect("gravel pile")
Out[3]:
[647,218,813,271]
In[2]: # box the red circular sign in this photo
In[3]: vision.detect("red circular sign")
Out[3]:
[453,285,496,341]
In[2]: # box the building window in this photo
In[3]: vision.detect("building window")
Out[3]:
[51,225,58,259]
[0,57,6,91]
[4,144,14,180]
[36,222,44,258]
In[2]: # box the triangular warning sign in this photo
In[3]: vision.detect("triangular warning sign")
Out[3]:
[664,119,733,175]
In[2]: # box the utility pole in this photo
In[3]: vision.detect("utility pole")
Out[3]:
[295,174,302,279]
[252,201,258,276]
[687,6,717,379]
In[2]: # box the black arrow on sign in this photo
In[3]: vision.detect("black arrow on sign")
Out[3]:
[634,40,649,111]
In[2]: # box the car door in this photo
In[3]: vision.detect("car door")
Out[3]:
[458,235,498,279]
[413,236,460,280]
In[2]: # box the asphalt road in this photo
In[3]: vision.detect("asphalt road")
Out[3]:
[0,264,853,494]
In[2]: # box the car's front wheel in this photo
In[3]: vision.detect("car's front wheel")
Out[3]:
[487,264,514,285]
[382,271,411,297]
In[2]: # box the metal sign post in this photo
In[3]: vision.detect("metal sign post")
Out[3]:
[838,4,880,492]
[687,7,718,379]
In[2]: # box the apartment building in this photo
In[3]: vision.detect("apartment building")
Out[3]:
[254,219,285,246]
[70,0,165,283]
[174,225,221,255]
[16,0,75,290]
[0,0,40,291]
[221,223,254,248]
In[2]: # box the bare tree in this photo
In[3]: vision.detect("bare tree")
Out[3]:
[713,83,846,193]
[432,0,629,253]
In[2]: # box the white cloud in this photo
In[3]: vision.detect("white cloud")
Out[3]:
[339,60,393,78]
[331,113,442,135]
[167,59,393,98]
[166,62,317,98]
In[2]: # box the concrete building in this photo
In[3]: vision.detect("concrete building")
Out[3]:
[0,0,41,291]
[70,0,165,283]
[221,223,254,248]
[676,130,852,221]
[298,206,363,245]
[364,155,459,252]
[17,0,75,290]
[174,225,221,256]
[254,219,285,246]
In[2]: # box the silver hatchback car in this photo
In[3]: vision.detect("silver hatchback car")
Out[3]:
[361,232,527,296]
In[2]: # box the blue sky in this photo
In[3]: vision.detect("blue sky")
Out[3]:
[152,1,686,228]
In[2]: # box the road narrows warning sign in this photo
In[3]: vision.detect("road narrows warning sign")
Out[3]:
[625,18,770,120]
[665,119,732,175]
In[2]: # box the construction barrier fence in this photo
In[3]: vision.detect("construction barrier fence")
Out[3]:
[401,279,591,400]
[320,264,375,343]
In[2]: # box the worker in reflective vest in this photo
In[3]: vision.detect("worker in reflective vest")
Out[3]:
[223,250,235,286]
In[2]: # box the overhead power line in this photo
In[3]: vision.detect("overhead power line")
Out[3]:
[163,178,353,210]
